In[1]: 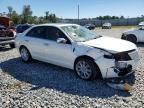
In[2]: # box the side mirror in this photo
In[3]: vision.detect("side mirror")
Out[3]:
[57,38,67,44]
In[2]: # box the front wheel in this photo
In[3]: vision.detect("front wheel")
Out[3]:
[20,47,32,62]
[75,58,101,80]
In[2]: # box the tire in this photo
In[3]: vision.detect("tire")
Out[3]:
[9,43,15,48]
[126,35,137,44]
[20,47,32,62]
[74,58,101,80]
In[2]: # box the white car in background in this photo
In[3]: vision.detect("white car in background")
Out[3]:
[138,21,144,27]
[102,23,112,29]
[15,24,139,80]
[121,26,144,43]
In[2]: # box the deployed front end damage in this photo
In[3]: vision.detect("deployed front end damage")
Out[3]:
[95,49,139,91]
[95,49,139,79]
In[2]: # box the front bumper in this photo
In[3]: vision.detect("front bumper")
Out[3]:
[96,58,138,78]
[0,39,15,45]
[95,48,139,78]
[105,60,136,78]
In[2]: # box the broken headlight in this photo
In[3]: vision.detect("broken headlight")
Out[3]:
[114,52,131,61]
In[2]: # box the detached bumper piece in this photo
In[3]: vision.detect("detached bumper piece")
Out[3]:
[107,82,132,91]
[105,78,132,91]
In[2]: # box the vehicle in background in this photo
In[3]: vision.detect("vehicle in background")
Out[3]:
[121,26,144,43]
[84,24,95,30]
[0,16,16,48]
[102,23,112,29]
[138,21,144,27]
[16,24,33,33]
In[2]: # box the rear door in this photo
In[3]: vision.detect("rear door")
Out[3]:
[23,26,48,60]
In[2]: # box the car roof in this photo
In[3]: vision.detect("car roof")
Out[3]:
[33,23,79,28]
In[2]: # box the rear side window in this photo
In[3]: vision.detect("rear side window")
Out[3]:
[22,25,31,31]
[17,25,31,33]
[26,26,47,39]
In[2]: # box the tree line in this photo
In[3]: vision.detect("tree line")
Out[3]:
[0,5,57,25]
[96,15,125,20]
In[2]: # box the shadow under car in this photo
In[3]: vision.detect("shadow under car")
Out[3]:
[0,57,135,98]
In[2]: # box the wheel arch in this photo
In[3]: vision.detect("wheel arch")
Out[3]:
[127,34,137,38]
[126,34,137,43]
[19,45,27,52]
[74,55,102,78]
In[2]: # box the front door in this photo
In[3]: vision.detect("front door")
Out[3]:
[43,26,76,69]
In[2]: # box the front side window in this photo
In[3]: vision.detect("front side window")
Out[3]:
[61,25,98,42]
[46,26,71,44]
[46,26,67,41]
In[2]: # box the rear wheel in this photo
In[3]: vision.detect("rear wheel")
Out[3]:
[75,58,101,80]
[126,35,137,44]
[20,47,32,62]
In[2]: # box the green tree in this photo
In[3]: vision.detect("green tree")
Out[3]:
[48,14,57,23]
[120,16,124,19]
[45,11,49,19]
[7,6,13,18]
[22,5,32,24]
[11,10,21,24]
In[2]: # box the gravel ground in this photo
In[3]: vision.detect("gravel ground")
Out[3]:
[0,28,144,108]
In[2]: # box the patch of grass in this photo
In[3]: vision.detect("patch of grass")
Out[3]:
[112,26,137,29]
[95,26,137,29]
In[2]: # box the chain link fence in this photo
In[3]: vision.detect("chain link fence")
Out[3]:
[58,18,144,26]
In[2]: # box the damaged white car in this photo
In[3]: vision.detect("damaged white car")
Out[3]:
[15,24,139,80]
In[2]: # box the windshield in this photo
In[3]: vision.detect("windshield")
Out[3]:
[61,25,98,42]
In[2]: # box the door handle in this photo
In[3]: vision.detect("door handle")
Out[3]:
[25,40,29,42]
[44,43,49,46]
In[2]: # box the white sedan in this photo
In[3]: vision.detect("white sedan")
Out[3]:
[121,26,144,43]
[15,24,139,80]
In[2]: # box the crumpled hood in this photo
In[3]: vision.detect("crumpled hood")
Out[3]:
[81,36,137,53]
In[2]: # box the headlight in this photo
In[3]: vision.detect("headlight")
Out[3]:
[114,52,131,61]
[103,51,114,59]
